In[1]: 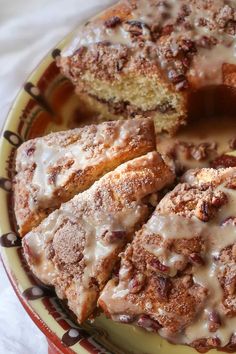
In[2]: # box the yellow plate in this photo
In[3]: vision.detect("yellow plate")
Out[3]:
[0,35,219,354]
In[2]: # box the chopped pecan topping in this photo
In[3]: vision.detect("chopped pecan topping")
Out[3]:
[26,146,35,156]
[179,39,197,55]
[207,337,221,348]
[149,258,169,273]
[104,16,121,28]
[189,253,204,266]
[128,273,146,294]
[124,20,151,41]
[103,230,127,244]
[208,311,221,332]
[196,200,211,222]
[155,276,172,301]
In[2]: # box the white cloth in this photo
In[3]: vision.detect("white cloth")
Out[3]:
[0,0,114,353]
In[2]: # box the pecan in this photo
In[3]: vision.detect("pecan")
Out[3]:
[189,253,204,266]
[124,20,149,36]
[168,70,185,84]
[26,146,35,156]
[197,200,211,222]
[128,273,146,294]
[207,337,221,347]
[229,137,236,150]
[103,230,127,244]
[104,16,121,28]
[210,154,236,168]
[179,39,197,55]
[211,192,227,207]
[197,18,207,27]
[149,258,169,273]
[137,315,161,332]
[155,276,172,301]
[208,311,221,332]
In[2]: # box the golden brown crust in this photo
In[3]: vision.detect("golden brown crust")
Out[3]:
[14,118,155,236]
[22,152,174,323]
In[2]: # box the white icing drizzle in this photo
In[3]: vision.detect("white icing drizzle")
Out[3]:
[28,119,144,203]
[81,205,144,289]
[62,0,236,87]
[143,181,236,346]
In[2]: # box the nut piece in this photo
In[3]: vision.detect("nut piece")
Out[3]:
[104,16,121,28]
[102,230,127,244]
[208,311,221,332]
[137,315,161,332]
[128,273,146,294]
[189,253,204,266]
[149,258,170,273]
[155,276,172,301]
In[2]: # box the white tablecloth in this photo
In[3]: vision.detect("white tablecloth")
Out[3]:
[0,1,114,353]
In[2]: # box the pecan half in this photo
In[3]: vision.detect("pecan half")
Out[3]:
[128,273,146,294]
[208,311,221,332]
[104,16,121,28]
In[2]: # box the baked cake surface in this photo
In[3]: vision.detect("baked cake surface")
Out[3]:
[99,167,236,352]
[14,118,155,236]
[22,152,174,323]
[59,0,236,133]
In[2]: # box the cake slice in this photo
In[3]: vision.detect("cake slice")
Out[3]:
[14,118,155,236]
[99,167,236,352]
[22,152,174,324]
[59,0,236,133]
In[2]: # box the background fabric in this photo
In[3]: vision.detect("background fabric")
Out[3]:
[0,0,114,352]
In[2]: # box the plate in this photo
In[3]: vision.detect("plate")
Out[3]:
[0,35,218,354]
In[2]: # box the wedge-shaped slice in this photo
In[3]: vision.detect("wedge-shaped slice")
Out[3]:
[22,152,174,323]
[99,167,236,352]
[14,118,155,236]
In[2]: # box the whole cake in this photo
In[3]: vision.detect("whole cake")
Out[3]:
[59,0,236,133]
